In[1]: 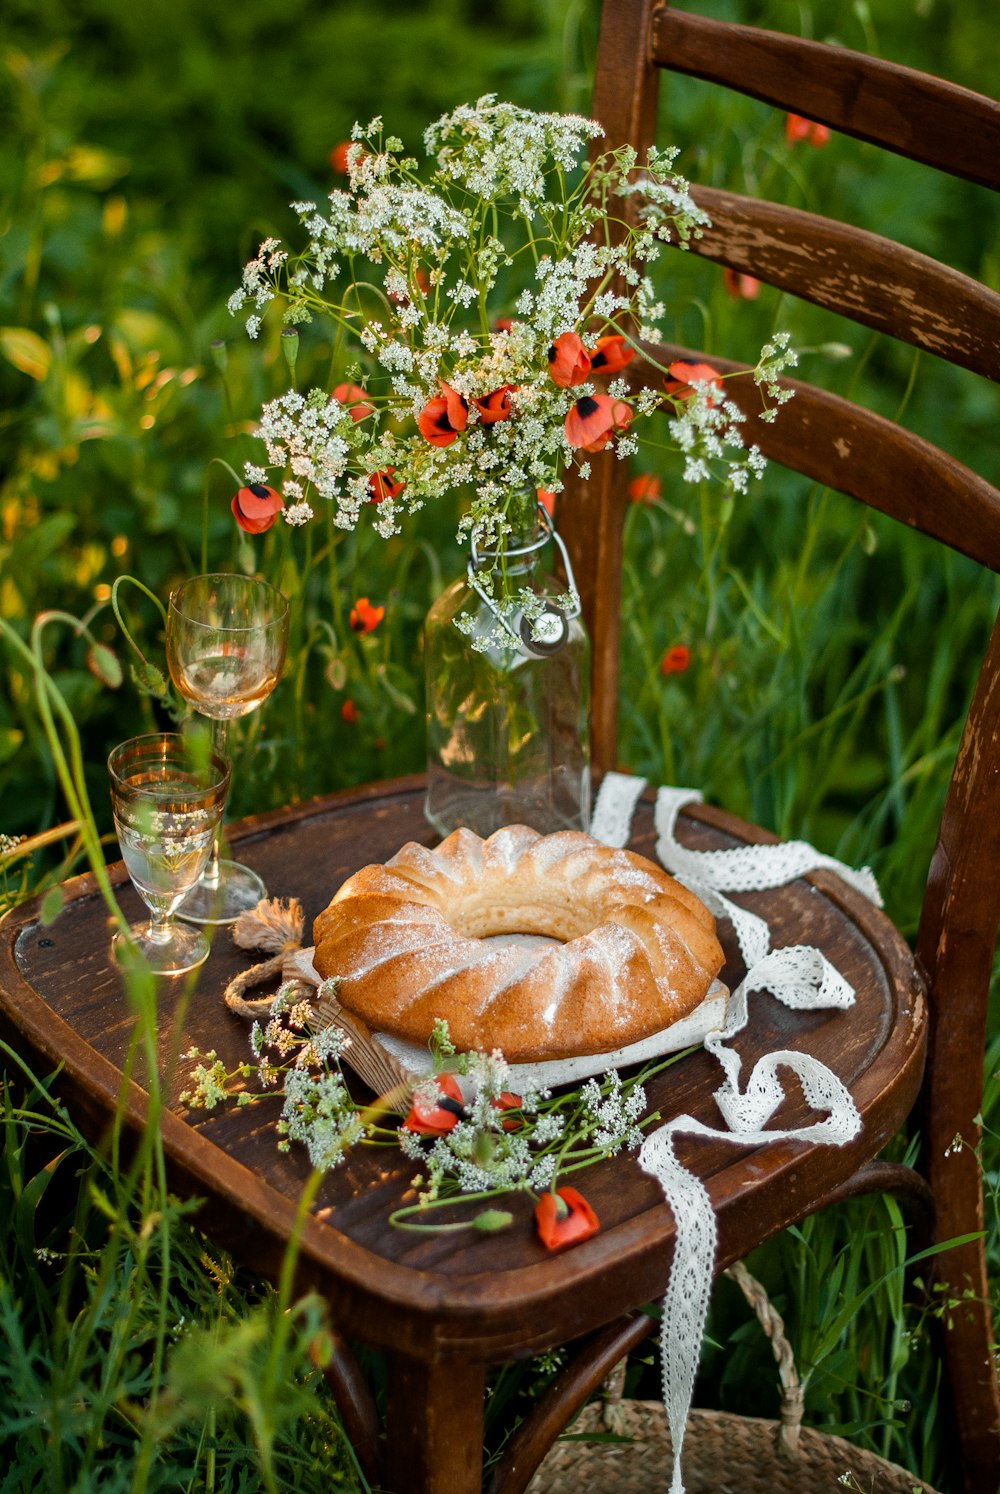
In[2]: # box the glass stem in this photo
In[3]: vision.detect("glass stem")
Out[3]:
[145,915,173,946]
[204,718,230,885]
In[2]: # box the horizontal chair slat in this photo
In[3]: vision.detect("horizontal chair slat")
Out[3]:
[634,342,1000,573]
[684,187,1000,384]
[652,6,1000,191]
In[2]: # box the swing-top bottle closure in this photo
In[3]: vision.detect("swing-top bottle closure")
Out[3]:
[466,503,582,658]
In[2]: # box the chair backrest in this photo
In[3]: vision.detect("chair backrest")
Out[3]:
[561,4,1000,1477]
[564,0,1000,770]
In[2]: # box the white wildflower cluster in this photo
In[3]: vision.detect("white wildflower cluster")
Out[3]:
[424,95,603,205]
[179,1047,247,1111]
[0,834,25,857]
[226,237,288,336]
[579,1070,647,1151]
[754,331,799,422]
[402,1028,654,1215]
[666,382,767,496]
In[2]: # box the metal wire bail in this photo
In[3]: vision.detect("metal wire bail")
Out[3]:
[466,501,581,657]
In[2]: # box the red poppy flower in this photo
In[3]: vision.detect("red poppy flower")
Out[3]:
[785,114,830,148]
[329,141,354,174]
[340,698,359,724]
[627,473,661,505]
[588,334,634,376]
[402,1073,466,1135]
[418,381,469,447]
[389,267,430,306]
[547,331,592,388]
[661,644,691,676]
[332,382,373,422]
[492,317,514,333]
[366,467,405,504]
[534,1187,599,1251]
[663,361,724,403]
[564,394,633,452]
[231,483,283,535]
[492,1091,523,1131]
[472,384,516,425]
[537,488,556,517]
[723,267,761,301]
[349,597,385,634]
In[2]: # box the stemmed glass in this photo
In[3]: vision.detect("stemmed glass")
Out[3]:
[166,573,289,924]
[108,733,231,975]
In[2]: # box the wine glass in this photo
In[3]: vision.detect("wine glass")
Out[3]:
[108,733,231,975]
[166,573,289,924]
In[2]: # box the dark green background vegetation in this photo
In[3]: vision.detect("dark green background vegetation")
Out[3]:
[1,1,998,1487]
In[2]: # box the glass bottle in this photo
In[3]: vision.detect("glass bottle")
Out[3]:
[424,497,591,838]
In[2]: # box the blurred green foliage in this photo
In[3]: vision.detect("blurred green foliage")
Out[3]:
[0,2,998,1487]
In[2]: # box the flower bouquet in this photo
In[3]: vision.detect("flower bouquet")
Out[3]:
[227,95,792,621]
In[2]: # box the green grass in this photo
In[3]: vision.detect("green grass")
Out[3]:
[1,0,999,1488]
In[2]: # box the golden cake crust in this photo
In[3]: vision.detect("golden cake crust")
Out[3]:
[312,825,724,1061]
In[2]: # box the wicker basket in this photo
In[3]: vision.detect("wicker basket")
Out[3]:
[529,1262,939,1494]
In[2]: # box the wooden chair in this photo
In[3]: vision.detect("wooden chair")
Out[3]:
[1,4,999,1493]
[561,1,1000,1489]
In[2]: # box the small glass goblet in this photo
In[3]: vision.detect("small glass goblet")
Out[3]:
[166,572,289,924]
[108,733,231,976]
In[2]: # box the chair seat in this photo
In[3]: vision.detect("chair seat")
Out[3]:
[0,777,927,1488]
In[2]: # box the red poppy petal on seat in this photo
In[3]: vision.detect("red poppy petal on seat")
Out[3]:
[534,1187,599,1251]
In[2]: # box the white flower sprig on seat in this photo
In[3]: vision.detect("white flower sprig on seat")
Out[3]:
[227,97,795,609]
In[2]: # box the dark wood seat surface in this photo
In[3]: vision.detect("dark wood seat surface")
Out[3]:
[0,776,925,1379]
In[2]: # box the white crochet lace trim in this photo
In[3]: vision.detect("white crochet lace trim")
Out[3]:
[589,772,874,1494]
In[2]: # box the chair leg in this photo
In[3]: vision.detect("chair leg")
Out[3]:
[318,1333,382,1489]
[485,1313,654,1494]
[384,1351,487,1494]
[924,1139,1000,1494]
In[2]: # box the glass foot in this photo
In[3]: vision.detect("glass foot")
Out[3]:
[113,921,210,977]
[175,859,268,925]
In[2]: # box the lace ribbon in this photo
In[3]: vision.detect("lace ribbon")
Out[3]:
[589,772,875,1494]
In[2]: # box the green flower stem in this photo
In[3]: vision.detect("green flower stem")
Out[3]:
[389,1187,515,1231]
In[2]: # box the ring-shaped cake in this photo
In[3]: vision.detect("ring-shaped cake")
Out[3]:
[312,825,724,1062]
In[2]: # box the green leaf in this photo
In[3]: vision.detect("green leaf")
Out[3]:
[0,327,51,381]
[0,727,23,767]
[39,886,63,926]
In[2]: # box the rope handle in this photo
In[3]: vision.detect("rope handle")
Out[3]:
[599,1261,803,1457]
